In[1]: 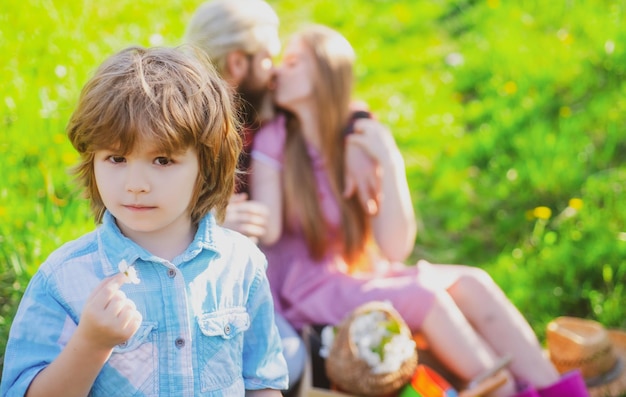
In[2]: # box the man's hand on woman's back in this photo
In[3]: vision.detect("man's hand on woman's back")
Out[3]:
[343,118,398,216]
[222,193,270,244]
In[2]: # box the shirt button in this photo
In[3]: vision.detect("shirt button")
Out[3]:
[167,269,176,278]
[224,324,231,335]
[175,337,185,348]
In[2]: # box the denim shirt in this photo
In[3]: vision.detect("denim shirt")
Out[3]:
[1,211,288,396]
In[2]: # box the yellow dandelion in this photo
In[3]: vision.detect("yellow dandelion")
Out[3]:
[559,106,572,118]
[533,206,552,220]
[487,0,500,9]
[50,195,67,207]
[62,152,76,165]
[503,81,517,95]
[557,29,573,45]
[53,133,65,144]
[568,198,583,210]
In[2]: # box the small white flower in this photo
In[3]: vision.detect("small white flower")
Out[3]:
[445,52,465,67]
[149,33,164,46]
[118,260,140,284]
[54,65,67,78]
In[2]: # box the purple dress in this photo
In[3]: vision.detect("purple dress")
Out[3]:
[252,115,453,331]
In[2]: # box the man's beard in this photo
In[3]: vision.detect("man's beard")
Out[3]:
[237,72,272,128]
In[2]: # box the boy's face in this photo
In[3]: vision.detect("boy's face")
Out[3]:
[93,141,199,241]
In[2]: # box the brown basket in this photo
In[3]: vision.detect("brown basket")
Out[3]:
[325,301,418,396]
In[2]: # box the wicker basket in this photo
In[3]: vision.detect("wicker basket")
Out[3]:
[325,301,418,396]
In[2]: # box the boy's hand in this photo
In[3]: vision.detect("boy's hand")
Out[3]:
[76,273,142,351]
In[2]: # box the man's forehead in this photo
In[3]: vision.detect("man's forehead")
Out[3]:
[254,25,281,57]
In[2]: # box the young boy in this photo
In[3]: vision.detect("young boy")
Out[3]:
[0,46,288,397]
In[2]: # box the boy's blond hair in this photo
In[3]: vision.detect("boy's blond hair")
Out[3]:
[184,0,280,75]
[67,46,242,225]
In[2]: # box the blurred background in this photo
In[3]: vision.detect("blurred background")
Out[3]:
[1,0,625,376]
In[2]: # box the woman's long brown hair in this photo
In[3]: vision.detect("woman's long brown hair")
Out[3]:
[282,25,371,269]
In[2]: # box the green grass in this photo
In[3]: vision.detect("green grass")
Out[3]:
[2,0,625,386]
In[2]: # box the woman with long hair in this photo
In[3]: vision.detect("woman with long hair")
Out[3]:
[250,24,588,397]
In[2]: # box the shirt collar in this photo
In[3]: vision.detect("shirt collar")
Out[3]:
[97,210,224,276]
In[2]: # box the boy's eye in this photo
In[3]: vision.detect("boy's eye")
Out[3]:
[108,156,125,163]
[154,157,172,166]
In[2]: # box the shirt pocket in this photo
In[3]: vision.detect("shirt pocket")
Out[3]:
[90,322,159,397]
[196,308,251,393]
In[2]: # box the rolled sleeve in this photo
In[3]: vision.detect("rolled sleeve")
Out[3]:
[1,272,75,396]
[242,265,289,391]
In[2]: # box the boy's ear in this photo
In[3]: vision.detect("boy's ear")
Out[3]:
[225,51,250,86]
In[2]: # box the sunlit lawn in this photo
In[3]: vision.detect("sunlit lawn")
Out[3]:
[2,0,625,380]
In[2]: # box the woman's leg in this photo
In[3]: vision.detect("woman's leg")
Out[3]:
[441,265,560,389]
[421,289,517,397]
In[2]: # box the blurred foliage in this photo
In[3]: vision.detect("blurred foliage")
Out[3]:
[1,0,625,385]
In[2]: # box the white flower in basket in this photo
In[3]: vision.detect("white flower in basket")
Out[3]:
[322,301,418,396]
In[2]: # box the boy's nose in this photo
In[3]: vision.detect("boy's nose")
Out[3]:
[125,165,150,193]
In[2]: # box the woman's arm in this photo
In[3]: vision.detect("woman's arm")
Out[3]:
[249,157,283,246]
[346,119,417,261]
[249,117,287,246]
